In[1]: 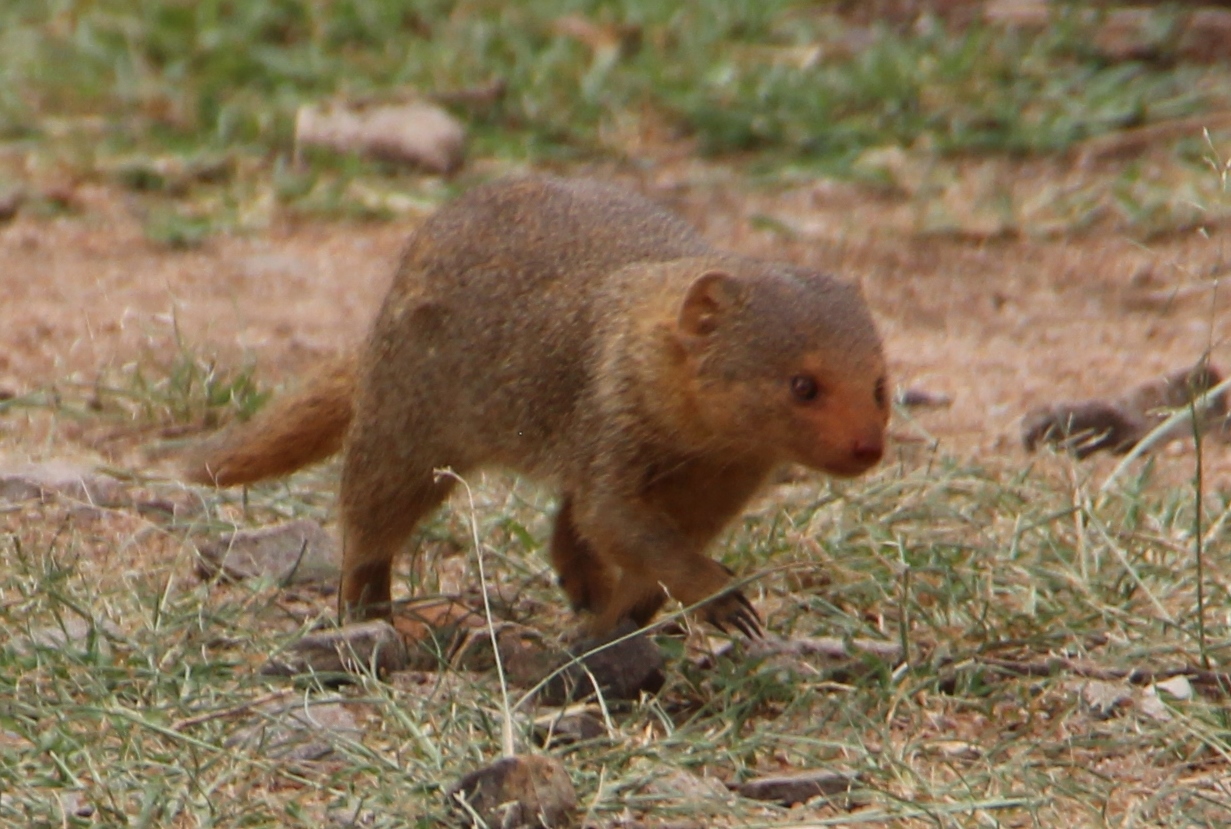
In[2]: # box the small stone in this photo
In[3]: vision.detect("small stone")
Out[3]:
[928,740,983,761]
[131,488,205,521]
[1155,675,1194,701]
[641,768,733,804]
[261,620,409,679]
[540,623,665,706]
[698,634,904,683]
[447,754,577,829]
[58,791,94,819]
[743,634,905,664]
[195,519,340,589]
[40,181,79,211]
[12,616,121,658]
[1078,679,1134,720]
[1138,687,1172,722]
[227,698,361,762]
[327,799,377,827]
[295,101,466,174]
[895,387,953,408]
[0,187,24,223]
[532,711,606,748]
[735,769,860,806]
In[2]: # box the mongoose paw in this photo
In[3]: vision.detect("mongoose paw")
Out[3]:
[704,590,763,639]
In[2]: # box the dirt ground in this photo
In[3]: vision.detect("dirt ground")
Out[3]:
[3,164,1230,488]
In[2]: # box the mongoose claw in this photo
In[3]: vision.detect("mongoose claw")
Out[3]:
[705,589,763,639]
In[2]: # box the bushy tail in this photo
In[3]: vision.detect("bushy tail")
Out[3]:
[183,357,357,486]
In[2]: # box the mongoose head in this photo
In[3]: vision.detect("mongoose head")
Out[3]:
[674,265,888,477]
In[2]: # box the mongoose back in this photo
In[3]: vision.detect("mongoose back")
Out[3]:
[186,176,889,636]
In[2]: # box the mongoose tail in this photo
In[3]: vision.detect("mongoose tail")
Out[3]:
[182,357,355,487]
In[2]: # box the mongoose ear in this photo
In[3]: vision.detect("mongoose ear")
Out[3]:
[678,270,742,337]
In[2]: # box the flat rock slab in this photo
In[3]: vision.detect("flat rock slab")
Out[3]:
[0,461,126,509]
[262,620,409,680]
[1022,362,1229,459]
[11,615,122,658]
[639,768,734,805]
[391,605,664,703]
[390,597,491,671]
[447,754,576,829]
[699,635,904,676]
[226,698,361,763]
[734,769,860,806]
[195,519,340,589]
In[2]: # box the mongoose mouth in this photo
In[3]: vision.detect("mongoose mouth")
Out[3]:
[821,455,882,477]
[814,436,884,477]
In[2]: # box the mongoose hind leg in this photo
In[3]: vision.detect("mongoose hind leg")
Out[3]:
[338,475,454,621]
[549,494,616,615]
[338,436,458,621]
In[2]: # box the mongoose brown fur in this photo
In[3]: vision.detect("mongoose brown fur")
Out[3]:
[185,176,889,636]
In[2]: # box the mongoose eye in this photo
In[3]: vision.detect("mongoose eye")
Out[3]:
[790,374,822,403]
[874,376,888,409]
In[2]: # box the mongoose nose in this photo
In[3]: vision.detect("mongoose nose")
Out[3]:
[851,437,884,465]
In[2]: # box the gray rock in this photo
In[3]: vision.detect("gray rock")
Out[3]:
[735,769,860,806]
[1137,687,1172,722]
[533,711,606,749]
[1155,675,1194,701]
[58,791,93,819]
[295,101,466,174]
[540,622,665,706]
[326,800,377,827]
[896,387,953,408]
[1077,679,1134,719]
[195,519,340,589]
[0,461,126,510]
[12,615,121,658]
[262,620,409,679]
[1023,361,1229,459]
[447,754,576,829]
[0,187,24,223]
[492,625,568,688]
[640,768,733,804]
[227,698,361,762]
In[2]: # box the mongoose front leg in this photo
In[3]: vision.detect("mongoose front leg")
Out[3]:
[549,494,615,614]
[593,553,761,637]
[573,453,771,636]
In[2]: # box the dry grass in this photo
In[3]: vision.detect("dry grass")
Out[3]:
[3,410,1231,826]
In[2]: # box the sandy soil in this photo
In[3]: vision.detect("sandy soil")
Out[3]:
[2,166,1230,487]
